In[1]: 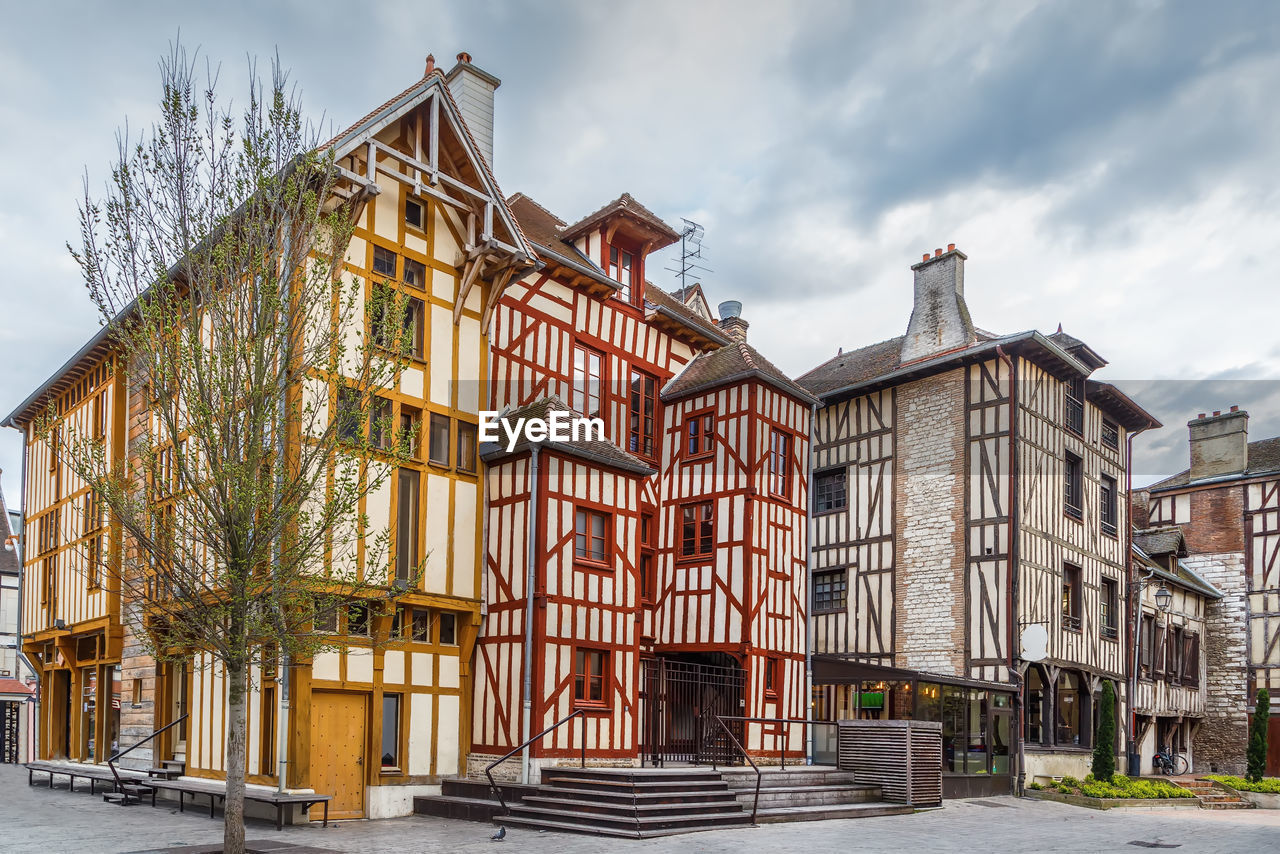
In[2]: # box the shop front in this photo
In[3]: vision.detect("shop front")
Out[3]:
[812,656,1014,797]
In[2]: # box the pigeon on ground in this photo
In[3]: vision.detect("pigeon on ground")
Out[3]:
[491,825,507,841]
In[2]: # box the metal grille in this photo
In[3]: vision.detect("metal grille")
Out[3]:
[640,657,744,766]
[1,701,19,764]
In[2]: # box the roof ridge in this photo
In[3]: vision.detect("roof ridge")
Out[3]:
[507,192,566,227]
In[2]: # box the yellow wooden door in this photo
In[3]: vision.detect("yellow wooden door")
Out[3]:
[310,691,367,819]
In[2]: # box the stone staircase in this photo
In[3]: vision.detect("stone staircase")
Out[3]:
[1174,778,1255,809]
[415,766,914,837]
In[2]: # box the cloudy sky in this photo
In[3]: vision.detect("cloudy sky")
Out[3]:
[2,0,1279,504]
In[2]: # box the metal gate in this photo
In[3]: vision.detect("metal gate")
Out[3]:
[640,657,745,766]
[1,701,19,764]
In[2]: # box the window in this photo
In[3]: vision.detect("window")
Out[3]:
[764,657,779,695]
[814,468,847,513]
[85,492,105,589]
[396,469,420,583]
[1055,670,1088,747]
[1100,577,1118,639]
[573,648,607,705]
[1064,451,1083,519]
[439,612,456,645]
[1025,666,1045,745]
[92,393,106,441]
[1183,633,1200,686]
[404,258,426,290]
[680,501,714,558]
[1140,614,1155,678]
[373,245,397,277]
[608,245,635,302]
[1101,418,1119,451]
[370,396,394,450]
[456,421,478,473]
[639,510,656,602]
[347,602,371,636]
[381,693,401,769]
[1152,621,1168,678]
[404,295,425,359]
[813,569,848,613]
[1062,563,1082,631]
[628,370,658,460]
[769,430,791,497]
[574,508,610,565]
[336,386,363,444]
[1100,474,1118,537]
[404,198,424,229]
[411,608,431,642]
[400,405,422,459]
[572,345,604,419]
[1065,376,1085,434]
[1167,626,1184,684]
[261,685,276,772]
[428,413,451,466]
[684,412,714,459]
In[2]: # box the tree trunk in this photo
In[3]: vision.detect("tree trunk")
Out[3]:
[224,662,248,854]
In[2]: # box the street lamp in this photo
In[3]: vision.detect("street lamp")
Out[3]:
[1154,583,1173,614]
[1127,571,1174,775]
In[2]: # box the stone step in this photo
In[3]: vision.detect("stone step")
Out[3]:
[414,794,506,822]
[719,770,858,789]
[542,767,724,784]
[754,801,916,822]
[506,802,749,833]
[519,794,745,819]
[497,815,736,839]
[538,785,739,805]
[1200,801,1255,810]
[733,784,881,807]
[541,774,730,793]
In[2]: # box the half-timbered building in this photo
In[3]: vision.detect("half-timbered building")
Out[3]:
[1129,528,1220,773]
[799,246,1160,795]
[3,53,535,819]
[1139,408,1280,775]
[469,191,816,781]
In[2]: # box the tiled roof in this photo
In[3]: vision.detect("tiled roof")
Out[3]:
[0,678,33,696]
[644,284,729,345]
[478,396,655,475]
[796,336,906,397]
[1149,435,1280,490]
[1132,540,1223,600]
[1133,525,1187,558]
[0,485,19,577]
[559,192,680,244]
[663,340,819,405]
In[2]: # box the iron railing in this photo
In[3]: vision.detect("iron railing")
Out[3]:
[710,715,841,824]
[106,713,188,793]
[484,709,586,815]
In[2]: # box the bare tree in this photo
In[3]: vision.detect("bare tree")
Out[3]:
[46,43,417,854]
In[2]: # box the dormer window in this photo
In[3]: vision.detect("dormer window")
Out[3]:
[609,245,635,302]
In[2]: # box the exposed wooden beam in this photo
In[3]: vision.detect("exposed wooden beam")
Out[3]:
[454,254,488,324]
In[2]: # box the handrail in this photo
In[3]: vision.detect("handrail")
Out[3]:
[107,713,189,793]
[484,709,586,814]
[713,715,838,770]
[710,713,761,824]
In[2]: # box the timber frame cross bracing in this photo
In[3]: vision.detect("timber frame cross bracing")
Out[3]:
[328,78,537,329]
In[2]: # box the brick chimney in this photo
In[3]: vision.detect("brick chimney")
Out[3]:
[445,51,501,170]
[900,244,975,364]
[717,300,749,342]
[1188,406,1249,482]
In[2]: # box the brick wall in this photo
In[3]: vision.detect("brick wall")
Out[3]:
[893,371,966,676]
[1186,551,1249,774]
[1181,486,1246,554]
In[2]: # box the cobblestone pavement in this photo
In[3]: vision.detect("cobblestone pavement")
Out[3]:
[2,765,1278,854]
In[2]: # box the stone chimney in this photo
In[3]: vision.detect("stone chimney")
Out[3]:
[900,244,975,364]
[717,300,749,342]
[1188,406,1249,482]
[445,51,501,170]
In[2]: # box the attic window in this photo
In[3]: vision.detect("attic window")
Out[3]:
[608,244,643,304]
[405,199,424,230]
[1065,376,1085,435]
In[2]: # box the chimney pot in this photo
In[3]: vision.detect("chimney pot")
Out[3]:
[1231,405,1239,412]
[457,51,472,64]
[922,253,931,262]
[947,243,956,252]
[424,54,436,76]
[1198,413,1206,418]
[1213,410,1221,416]
[934,248,943,257]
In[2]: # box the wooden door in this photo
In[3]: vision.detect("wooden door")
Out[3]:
[310,691,366,819]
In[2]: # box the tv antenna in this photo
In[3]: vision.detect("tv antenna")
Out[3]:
[665,218,712,292]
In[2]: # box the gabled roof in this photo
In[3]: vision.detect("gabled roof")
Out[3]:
[1049,328,1107,371]
[1133,525,1187,559]
[478,396,655,476]
[662,340,820,406]
[559,192,680,247]
[0,678,33,697]
[671,283,714,321]
[1132,539,1223,600]
[1149,435,1280,491]
[798,336,905,397]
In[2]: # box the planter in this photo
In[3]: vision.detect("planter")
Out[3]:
[1237,790,1280,809]
[1023,789,1200,811]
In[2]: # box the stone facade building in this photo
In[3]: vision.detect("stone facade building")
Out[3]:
[1139,409,1280,775]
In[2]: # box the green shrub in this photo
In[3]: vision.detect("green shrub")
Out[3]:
[1027,782,1043,790]
[1060,775,1081,788]
[1083,773,1096,784]
[1080,782,1122,798]
[1092,681,1118,780]
[1110,773,1130,788]
[1208,774,1280,794]
[1056,784,1073,794]
[1248,689,1270,784]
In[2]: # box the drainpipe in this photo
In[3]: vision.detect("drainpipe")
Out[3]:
[804,401,817,766]
[521,445,541,784]
[10,442,41,760]
[1125,431,1140,777]
[996,347,1023,795]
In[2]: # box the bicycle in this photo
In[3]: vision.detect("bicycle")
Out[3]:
[1153,744,1189,776]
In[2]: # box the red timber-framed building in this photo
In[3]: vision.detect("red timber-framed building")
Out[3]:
[469,192,817,780]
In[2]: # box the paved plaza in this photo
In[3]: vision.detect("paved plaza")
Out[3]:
[1,764,1277,853]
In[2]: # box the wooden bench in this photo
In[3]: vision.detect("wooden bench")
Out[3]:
[24,761,147,795]
[144,778,332,831]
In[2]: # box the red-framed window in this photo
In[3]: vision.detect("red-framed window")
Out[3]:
[680,501,714,559]
[629,370,658,460]
[764,656,780,696]
[573,647,609,706]
[684,411,715,460]
[574,507,611,566]
[572,344,605,420]
[769,429,791,497]
[608,245,636,303]
[639,509,656,602]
